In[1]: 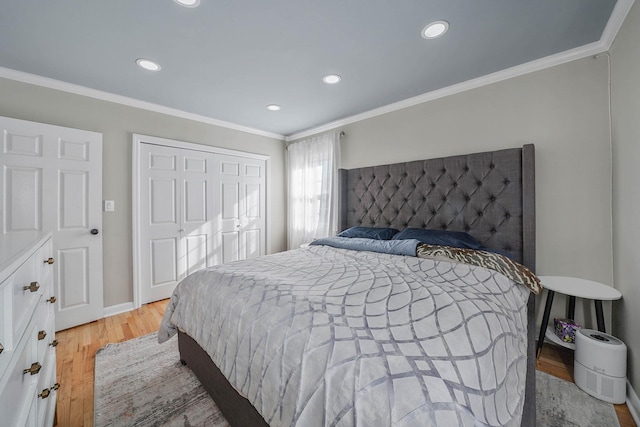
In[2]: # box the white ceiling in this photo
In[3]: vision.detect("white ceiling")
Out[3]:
[0,0,632,139]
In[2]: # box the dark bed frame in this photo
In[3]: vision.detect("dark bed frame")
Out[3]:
[178,144,536,427]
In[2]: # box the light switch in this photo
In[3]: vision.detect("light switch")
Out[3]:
[104,200,115,212]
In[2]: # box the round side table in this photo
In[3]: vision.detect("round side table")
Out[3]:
[536,276,622,358]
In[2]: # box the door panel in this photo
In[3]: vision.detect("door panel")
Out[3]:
[58,139,89,161]
[149,152,176,170]
[4,166,42,232]
[244,229,261,259]
[245,164,261,178]
[185,234,207,275]
[150,178,177,224]
[221,182,239,219]
[221,161,239,176]
[3,129,42,156]
[150,238,178,286]
[0,116,103,331]
[59,170,88,229]
[222,231,239,263]
[58,247,88,309]
[184,180,206,223]
[245,184,261,218]
[184,156,206,173]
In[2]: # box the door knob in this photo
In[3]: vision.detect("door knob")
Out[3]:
[90,229,99,235]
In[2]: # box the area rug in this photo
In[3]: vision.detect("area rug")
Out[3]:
[95,333,620,426]
[536,370,620,427]
[94,333,229,427]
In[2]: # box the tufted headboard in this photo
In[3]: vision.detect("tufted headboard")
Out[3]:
[338,144,535,271]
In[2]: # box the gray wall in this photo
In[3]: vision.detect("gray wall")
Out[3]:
[294,54,618,374]
[0,78,287,307]
[611,0,640,395]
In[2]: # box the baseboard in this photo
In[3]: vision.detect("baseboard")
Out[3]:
[628,379,640,425]
[103,302,135,318]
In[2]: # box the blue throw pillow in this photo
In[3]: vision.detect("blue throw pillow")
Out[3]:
[338,226,400,240]
[392,228,482,249]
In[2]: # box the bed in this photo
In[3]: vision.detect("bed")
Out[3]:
[159,144,537,427]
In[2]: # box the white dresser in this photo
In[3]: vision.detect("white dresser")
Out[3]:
[0,232,58,426]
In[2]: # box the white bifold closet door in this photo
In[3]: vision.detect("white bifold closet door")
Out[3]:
[138,142,266,304]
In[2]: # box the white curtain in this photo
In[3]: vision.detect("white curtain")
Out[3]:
[287,131,341,249]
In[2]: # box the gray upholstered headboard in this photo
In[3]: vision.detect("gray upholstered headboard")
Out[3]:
[338,144,535,271]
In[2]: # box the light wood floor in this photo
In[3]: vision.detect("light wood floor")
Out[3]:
[55,299,636,427]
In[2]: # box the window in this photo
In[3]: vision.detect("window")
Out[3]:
[287,132,341,249]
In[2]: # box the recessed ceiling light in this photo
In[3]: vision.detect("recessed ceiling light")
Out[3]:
[266,104,281,111]
[136,58,161,71]
[173,0,201,7]
[323,74,342,84]
[422,20,449,39]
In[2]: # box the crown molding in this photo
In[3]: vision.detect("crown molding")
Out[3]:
[0,66,285,141]
[286,0,635,142]
[601,0,636,49]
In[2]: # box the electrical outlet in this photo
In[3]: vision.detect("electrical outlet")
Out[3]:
[104,200,115,212]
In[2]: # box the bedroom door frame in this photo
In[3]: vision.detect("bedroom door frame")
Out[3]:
[132,133,270,309]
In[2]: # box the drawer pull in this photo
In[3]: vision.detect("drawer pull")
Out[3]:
[49,340,59,347]
[44,257,55,265]
[23,282,40,293]
[38,330,47,340]
[39,382,61,399]
[47,296,57,304]
[23,362,42,375]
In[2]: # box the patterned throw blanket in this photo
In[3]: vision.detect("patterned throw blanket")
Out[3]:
[159,245,531,427]
[416,244,542,294]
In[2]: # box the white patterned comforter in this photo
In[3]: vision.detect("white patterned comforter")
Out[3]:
[159,245,530,427]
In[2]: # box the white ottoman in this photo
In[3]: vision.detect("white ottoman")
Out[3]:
[574,328,627,404]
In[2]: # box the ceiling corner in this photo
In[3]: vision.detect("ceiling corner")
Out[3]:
[601,0,636,49]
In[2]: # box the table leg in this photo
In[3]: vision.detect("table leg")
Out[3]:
[568,295,576,320]
[537,290,555,358]
[594,300,605,332]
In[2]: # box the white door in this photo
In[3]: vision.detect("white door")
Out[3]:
[215,155,266,264]
[136,137,266,305]
[138,143,215,303]
[0,116,103,331]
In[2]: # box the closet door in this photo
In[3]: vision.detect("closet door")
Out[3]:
[139,144,216,304]
[137,141,266,304]
[181,151,214,277]
[139,143,183,304]
[215,155,266,264]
